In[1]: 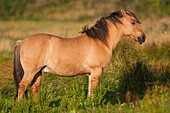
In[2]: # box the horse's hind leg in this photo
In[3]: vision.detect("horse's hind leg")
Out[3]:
[18,72,35,101]
[31,71,42,100]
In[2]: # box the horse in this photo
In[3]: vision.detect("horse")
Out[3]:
[13,10,146,101]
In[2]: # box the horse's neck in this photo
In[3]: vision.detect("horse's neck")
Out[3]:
[107,21,123,50]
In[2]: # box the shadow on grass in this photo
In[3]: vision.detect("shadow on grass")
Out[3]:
[104,60,170,105]
[49,99,61,107]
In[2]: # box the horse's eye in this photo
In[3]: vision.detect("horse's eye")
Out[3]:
[131,21,135,25]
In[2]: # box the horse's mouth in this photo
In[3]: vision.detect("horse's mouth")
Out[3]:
[137,35,146,44]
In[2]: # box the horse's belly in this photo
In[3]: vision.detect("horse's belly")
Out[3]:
[43,64,88,76]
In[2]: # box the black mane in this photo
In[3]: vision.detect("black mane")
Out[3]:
[80,10,140,46]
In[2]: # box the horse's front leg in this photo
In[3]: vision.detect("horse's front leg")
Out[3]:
[88,67,102,97]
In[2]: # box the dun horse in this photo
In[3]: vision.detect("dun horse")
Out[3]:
[13,10,146,101]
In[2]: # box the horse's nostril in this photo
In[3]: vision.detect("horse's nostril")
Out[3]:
[137,38,143,44]
[139,35,146,42]
[137,35,146,44]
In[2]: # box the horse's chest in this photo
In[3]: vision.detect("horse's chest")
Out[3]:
[88,52,111,68]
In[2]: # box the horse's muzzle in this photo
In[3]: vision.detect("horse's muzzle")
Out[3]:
[137,35,146,44]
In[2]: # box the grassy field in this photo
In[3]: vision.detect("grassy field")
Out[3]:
[0,18,170,112]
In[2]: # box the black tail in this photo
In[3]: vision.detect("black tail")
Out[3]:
[13,41,27,100]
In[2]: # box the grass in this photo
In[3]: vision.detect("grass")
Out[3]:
[0,19,170,112]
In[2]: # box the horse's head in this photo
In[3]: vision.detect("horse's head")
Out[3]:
[119,10,146,44]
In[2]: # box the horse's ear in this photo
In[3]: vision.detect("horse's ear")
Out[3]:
[121,9,126,16]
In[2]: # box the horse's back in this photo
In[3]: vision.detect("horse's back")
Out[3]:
[21,33,61,44]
